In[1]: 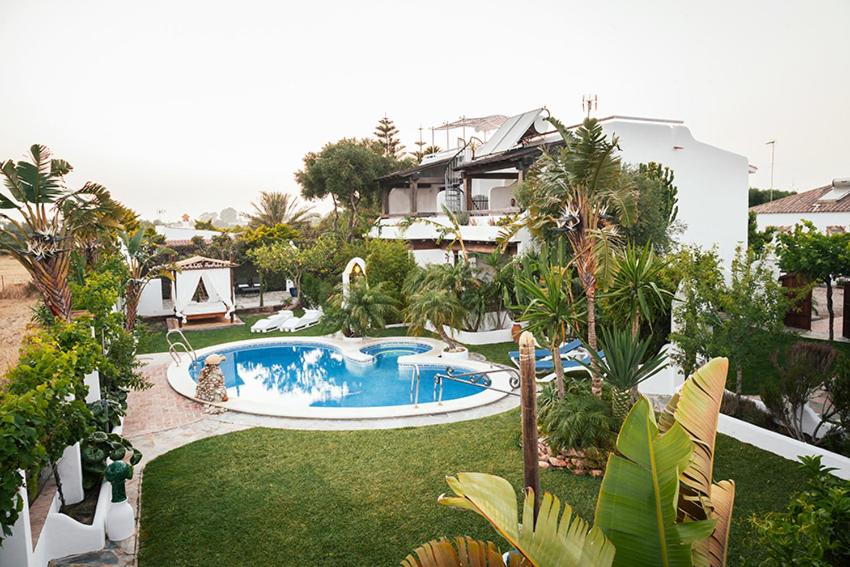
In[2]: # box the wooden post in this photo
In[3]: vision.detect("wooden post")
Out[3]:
[519,330,540,521]
[464,176,473,211]
[410,179,418,214]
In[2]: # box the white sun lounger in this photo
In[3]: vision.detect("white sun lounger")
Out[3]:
[279,308,323,332]
[250,310,294,333]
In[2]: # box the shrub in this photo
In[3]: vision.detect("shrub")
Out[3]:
[538,382,615,454]
[748,456,850,566]
[365,239,415,314]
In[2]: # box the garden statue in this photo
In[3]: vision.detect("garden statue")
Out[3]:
[105,460,135,541]
[341,257,367,305]
[195,353,228,403]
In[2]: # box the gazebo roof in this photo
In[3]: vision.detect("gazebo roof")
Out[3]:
[173,255,237,271]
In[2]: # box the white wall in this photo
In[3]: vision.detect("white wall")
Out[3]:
[137,278,165,317]
[412,249,449,265]
[755,211,850,234]
[601,119,750,269]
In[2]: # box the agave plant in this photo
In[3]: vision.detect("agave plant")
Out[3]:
[580,326,668,410]
[0,145,128,320]
[405,358,736,567]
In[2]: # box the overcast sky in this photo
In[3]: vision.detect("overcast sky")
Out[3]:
[1,0,848,221]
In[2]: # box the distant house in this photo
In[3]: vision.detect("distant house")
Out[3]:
[154,225,221,247]
[751,179,850,234]
[371,108,751,267]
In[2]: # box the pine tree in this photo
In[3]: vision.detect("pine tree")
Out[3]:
[374,116,404,159]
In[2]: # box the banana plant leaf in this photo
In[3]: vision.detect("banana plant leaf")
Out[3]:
[595,397,715,567]
[402,536,528,567]
[658,358,736,567]
[438,472,615,567]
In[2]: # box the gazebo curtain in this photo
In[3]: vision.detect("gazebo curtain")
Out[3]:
[173,268,233,321]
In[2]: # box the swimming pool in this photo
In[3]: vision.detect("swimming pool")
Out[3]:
[167,337,513,419]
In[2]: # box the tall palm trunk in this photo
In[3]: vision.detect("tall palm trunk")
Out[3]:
[826,278,835,341]
[586,284,603,397]
[631,307,640,339]
[551,345,566,398]
[125,280,142,331]
[28,252,73,321]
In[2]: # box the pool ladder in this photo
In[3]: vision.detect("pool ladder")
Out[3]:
[167,328,197,365]
[433,367,522,404]
[409,365,421,406]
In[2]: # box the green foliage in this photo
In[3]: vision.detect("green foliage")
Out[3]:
[296,138,399,240]
[327,279,398,338]
[777,221,850,339]
[747,211,777,254]
[621,162,680,251]
[365,238,415,312]
[539,387,615,454]
[671,245,787,396]
[405,287,467,349]
[596,398,717,567]
[6,336,94,506]
[245,191,316,230]
[0,387,50,537]
[241,223,300,250]
[374,115,405,159]
[515,260,585,395]
[581,326,668,392]
[762,341,837,441]
[748,456,850,566]
[603,243,673,336]
[81,431,142,490]
[749,187,796,207]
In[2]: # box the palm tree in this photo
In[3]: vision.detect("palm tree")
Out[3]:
[405,288,467,351]
[0,145,128,320]
[509,118,636,396]
[120,229,172,331]
[605,244,673,338]
[245,191,316,229]
[328,278,397,337]
[515,263,584,397]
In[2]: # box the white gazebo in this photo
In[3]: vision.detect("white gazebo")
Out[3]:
[171,256,237,324]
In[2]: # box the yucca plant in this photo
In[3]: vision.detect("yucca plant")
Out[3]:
[405,358,736,567]
[605,243,673,338]
[515,262,585,398]
[0,145,127,320]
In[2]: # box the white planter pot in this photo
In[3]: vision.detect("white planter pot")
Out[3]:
[440,347,469,360]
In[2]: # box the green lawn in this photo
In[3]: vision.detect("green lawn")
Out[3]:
[138,411,806,567]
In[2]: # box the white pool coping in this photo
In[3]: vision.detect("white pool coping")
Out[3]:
[166,335,515,419]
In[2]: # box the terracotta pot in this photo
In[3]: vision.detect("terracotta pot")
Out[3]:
[511,322,523,343]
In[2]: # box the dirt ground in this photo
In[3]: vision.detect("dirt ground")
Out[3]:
[0,256,36,377]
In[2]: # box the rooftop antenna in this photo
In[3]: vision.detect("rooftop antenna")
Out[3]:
[582,94,598,118]
[766,140,776,201]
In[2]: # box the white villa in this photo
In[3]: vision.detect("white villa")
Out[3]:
[370,108,751,268]
[751,178,850,234]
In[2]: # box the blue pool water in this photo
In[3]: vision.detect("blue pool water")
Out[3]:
[188,342,484,408]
